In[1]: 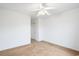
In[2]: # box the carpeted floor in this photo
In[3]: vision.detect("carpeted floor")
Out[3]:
[0,39,79,56]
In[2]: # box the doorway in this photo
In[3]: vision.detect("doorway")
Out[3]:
[31,16,38,43]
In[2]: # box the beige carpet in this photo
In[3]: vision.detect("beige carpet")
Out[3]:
[0,40,79,56]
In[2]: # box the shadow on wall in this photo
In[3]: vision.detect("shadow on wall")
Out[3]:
[73,19,79,50]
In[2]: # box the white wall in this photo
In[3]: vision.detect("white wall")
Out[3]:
[40,8,79,51]
[0,8,31,51]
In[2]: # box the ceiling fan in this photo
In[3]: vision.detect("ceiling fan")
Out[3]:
[32,3,55,16]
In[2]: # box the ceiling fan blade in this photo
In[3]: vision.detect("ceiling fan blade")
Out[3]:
[39,4,44,9]
[45,7,55,10]
[32,4,44,12]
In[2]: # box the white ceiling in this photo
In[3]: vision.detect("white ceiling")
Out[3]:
[0,3,40,15]
[0,3,79,15]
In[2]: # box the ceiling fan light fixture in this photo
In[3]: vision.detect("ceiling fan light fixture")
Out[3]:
[32,3,55,16]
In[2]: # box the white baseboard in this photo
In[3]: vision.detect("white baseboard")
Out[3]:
[0,41,31,51]
[43,39,79,52]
